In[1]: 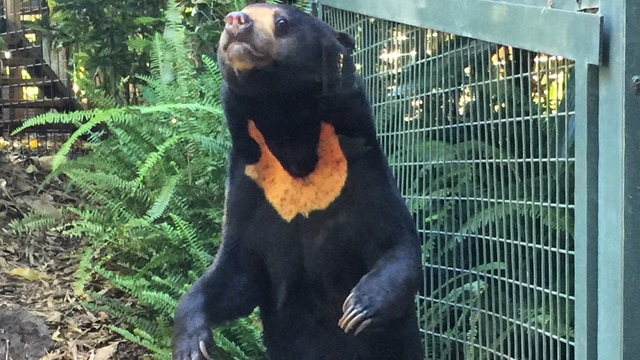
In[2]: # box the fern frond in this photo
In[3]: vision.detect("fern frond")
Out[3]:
[11,109,97,135]
[74,246,97,296]
[139,290,178,314]
[51,108,133,170]
[135,103,224,116]
[141,175,179,223]
[109,326,172,360]
[8,211,59,236]
[133,136,182,187]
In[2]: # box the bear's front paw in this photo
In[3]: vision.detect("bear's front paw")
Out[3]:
[338,292,375,335]
[172,327,214,360]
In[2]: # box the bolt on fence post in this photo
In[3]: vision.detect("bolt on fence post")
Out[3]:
[631,75,640,93]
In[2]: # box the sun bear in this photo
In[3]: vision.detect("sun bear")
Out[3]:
[172,4,423,360]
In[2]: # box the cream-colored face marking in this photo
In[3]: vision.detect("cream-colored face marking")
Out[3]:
[242,5,276,35]
[220,5,280,73]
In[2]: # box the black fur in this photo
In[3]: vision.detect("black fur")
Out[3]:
[173,5,423,360]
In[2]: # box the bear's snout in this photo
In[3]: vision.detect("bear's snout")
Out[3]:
[225,11,253,37]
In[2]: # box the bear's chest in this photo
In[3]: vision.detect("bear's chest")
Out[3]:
[245,208,366,308]
[244,120,349,222]
[259,217,365,309]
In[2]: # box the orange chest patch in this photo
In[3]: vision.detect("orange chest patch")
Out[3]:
[244,120,348,222]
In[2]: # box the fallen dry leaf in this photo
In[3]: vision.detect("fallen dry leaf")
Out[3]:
[68,341,78,360]
[29,195,62,218]
[94,342,119,360]
[9,267,41,281]
[52,328,64,343]
[39,351,66,360]
[4,243,16,254]
[46,311,63,324]
[8,267,55,282]
[67,320,83,334]
[98,311,110,322]
[38,156,55,171]
[25,164,38,174]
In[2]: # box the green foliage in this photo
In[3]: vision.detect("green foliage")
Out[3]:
[8,211,61,238]
[41,0,257,104]
[43,0,167,104]
[11,4,266,358]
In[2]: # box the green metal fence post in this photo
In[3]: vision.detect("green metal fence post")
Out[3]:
[574,62,599,360]
[597,1,640,359]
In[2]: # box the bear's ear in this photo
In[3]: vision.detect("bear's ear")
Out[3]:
[336,32,355,54]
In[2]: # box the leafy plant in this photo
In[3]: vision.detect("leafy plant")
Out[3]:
[40,0,252,105]
[10,2,267,358]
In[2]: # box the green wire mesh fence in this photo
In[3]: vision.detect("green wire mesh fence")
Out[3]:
[322,7,575,360]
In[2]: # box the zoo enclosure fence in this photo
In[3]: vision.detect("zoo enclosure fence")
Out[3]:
[0,0,80,154]
[318,1,639,359]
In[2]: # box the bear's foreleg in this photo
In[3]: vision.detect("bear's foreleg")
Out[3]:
[338,242,420,335]
[172,248,263,360]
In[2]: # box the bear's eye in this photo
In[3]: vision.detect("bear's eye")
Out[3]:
[275,17,288,30]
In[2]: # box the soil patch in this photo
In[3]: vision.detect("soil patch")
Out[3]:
[0,152,149,359]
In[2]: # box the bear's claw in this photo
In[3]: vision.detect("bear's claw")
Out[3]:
[338,292,374,335]
[173,334,214,360]
[199,340,212,360]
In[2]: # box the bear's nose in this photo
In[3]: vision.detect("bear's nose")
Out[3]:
[225,11,252,35]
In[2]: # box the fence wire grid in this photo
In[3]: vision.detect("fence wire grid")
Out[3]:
[0,0,77,153]
[322,7,575,360]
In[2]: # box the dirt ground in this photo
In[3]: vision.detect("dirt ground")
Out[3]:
[0,152,149,360]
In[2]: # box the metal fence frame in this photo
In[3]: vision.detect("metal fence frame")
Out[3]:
[316,0,639,359]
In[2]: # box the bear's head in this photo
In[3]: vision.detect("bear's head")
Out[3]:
[217,4,356,97]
